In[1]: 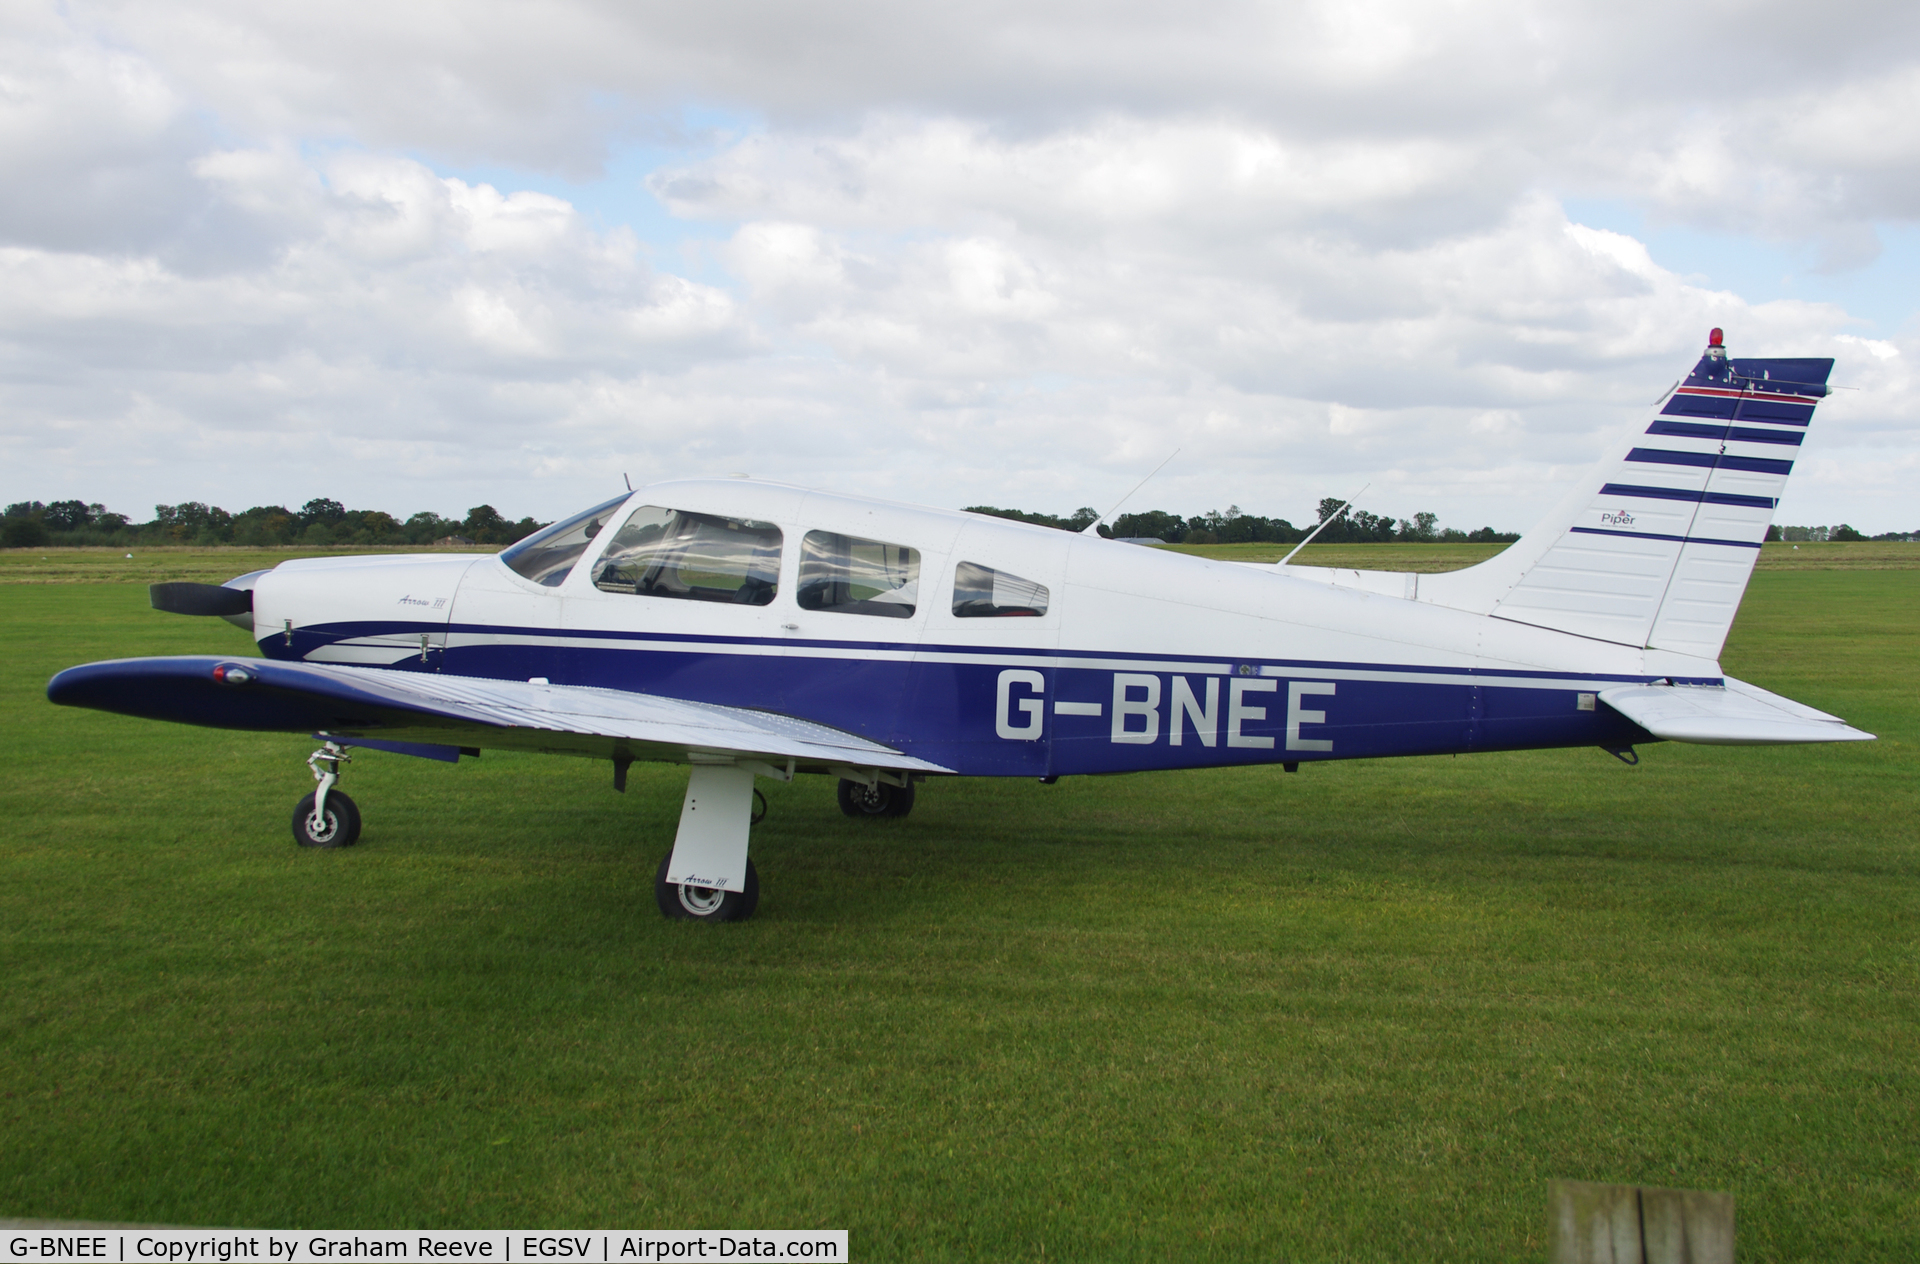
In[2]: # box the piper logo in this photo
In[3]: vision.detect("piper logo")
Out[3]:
[1599,510,1636,527]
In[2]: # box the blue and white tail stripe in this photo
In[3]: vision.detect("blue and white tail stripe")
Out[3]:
[1424,343,1833,659]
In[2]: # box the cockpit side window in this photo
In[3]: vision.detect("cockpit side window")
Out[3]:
[952,561,1050,617]
[591,505,783,605]
[797,531,920,618]
[499,494,630,588]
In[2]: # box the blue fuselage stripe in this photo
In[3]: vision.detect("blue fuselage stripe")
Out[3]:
[258,621,1691,774]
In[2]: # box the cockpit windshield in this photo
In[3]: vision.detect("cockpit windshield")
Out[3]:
[498,494,630,587]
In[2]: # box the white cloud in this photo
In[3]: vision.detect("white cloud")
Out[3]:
[1,0,1916,531]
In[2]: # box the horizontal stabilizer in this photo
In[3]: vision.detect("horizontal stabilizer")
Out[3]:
[1598,676,1873,745]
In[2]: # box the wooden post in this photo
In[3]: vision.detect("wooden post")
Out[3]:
[1548,1180,1734,1264]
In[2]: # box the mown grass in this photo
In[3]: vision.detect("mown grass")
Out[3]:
[0,561,1914,1259]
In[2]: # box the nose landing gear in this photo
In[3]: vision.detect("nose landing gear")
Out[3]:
[293,740,361,848]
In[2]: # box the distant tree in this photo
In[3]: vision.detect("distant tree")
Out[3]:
[403,511,458,544]
[965,506,1079,531]
[2,517,48,548]
[1184,506,1301,545]
[152,502,233,542]
[233,506,297,546]
[300,497,347,527]
[1111,509,1188,543]
[1831,523,1864,542]
[1310,501,1395,543]
[42,500,95,532]
[1401,511,1439,541]
[463,504,509,543]
[1067,507,1099,531]
[6,500,45,519]
[1765,524,1782,542]
[350,510,402,543]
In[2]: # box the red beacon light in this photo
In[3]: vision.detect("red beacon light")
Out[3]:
[1706,327,1727,361]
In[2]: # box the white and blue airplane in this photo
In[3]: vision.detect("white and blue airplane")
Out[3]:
[48,330,1873,921]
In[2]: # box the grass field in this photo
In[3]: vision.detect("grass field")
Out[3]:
[1,548,1914,1259]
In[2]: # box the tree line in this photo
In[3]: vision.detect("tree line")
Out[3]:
[7,494,1906,552]
[1766,525,1908,542]
[1,498,545,549]
[965,499,1521,545]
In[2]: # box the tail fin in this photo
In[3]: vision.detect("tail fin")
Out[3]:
[1421,331,1833,660]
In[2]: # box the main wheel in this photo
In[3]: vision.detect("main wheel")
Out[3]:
[837,778,916,818]
[655,854,760,922]
[292,790,361,848]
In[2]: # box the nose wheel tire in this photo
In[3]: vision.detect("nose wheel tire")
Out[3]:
[293,790,361,848]
[655,854,759,922]
[837,778,915,818]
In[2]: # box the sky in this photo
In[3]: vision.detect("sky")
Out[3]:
[2,0,1916,534]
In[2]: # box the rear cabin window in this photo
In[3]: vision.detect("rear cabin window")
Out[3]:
[499,494,629,587]
[952,561,1050,617]
[590,505,783,605]
[797,531,920,619]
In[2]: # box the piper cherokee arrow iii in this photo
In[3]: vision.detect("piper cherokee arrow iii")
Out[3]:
[48,331,1873,922]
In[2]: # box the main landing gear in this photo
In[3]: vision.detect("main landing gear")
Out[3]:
[837,776,916,818]
[656,854,760,922]
[293,740,361,848]
[653,762,766,924]
[651,766,916,923]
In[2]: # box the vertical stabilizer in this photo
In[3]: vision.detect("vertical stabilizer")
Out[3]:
[1420,331,1832,659]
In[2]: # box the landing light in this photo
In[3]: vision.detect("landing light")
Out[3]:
[212,663,254,686]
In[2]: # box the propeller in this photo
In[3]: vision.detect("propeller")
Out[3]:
[150,582,253,617]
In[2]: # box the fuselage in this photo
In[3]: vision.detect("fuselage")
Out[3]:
[246,479,1693,777]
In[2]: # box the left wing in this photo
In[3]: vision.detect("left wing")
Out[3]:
[1599,676,1874,745]
[47,656,952,774]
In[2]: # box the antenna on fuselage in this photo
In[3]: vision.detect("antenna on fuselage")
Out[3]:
[623,473,633,491]
[1277,482,1370,566]
[1082,448,1181,536]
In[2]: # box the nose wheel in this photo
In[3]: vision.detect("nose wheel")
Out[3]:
[294,789,361,847]
[293,740,361,847]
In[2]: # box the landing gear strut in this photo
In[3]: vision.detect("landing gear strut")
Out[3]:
[656,762,762,922]
[293,740,361,848]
